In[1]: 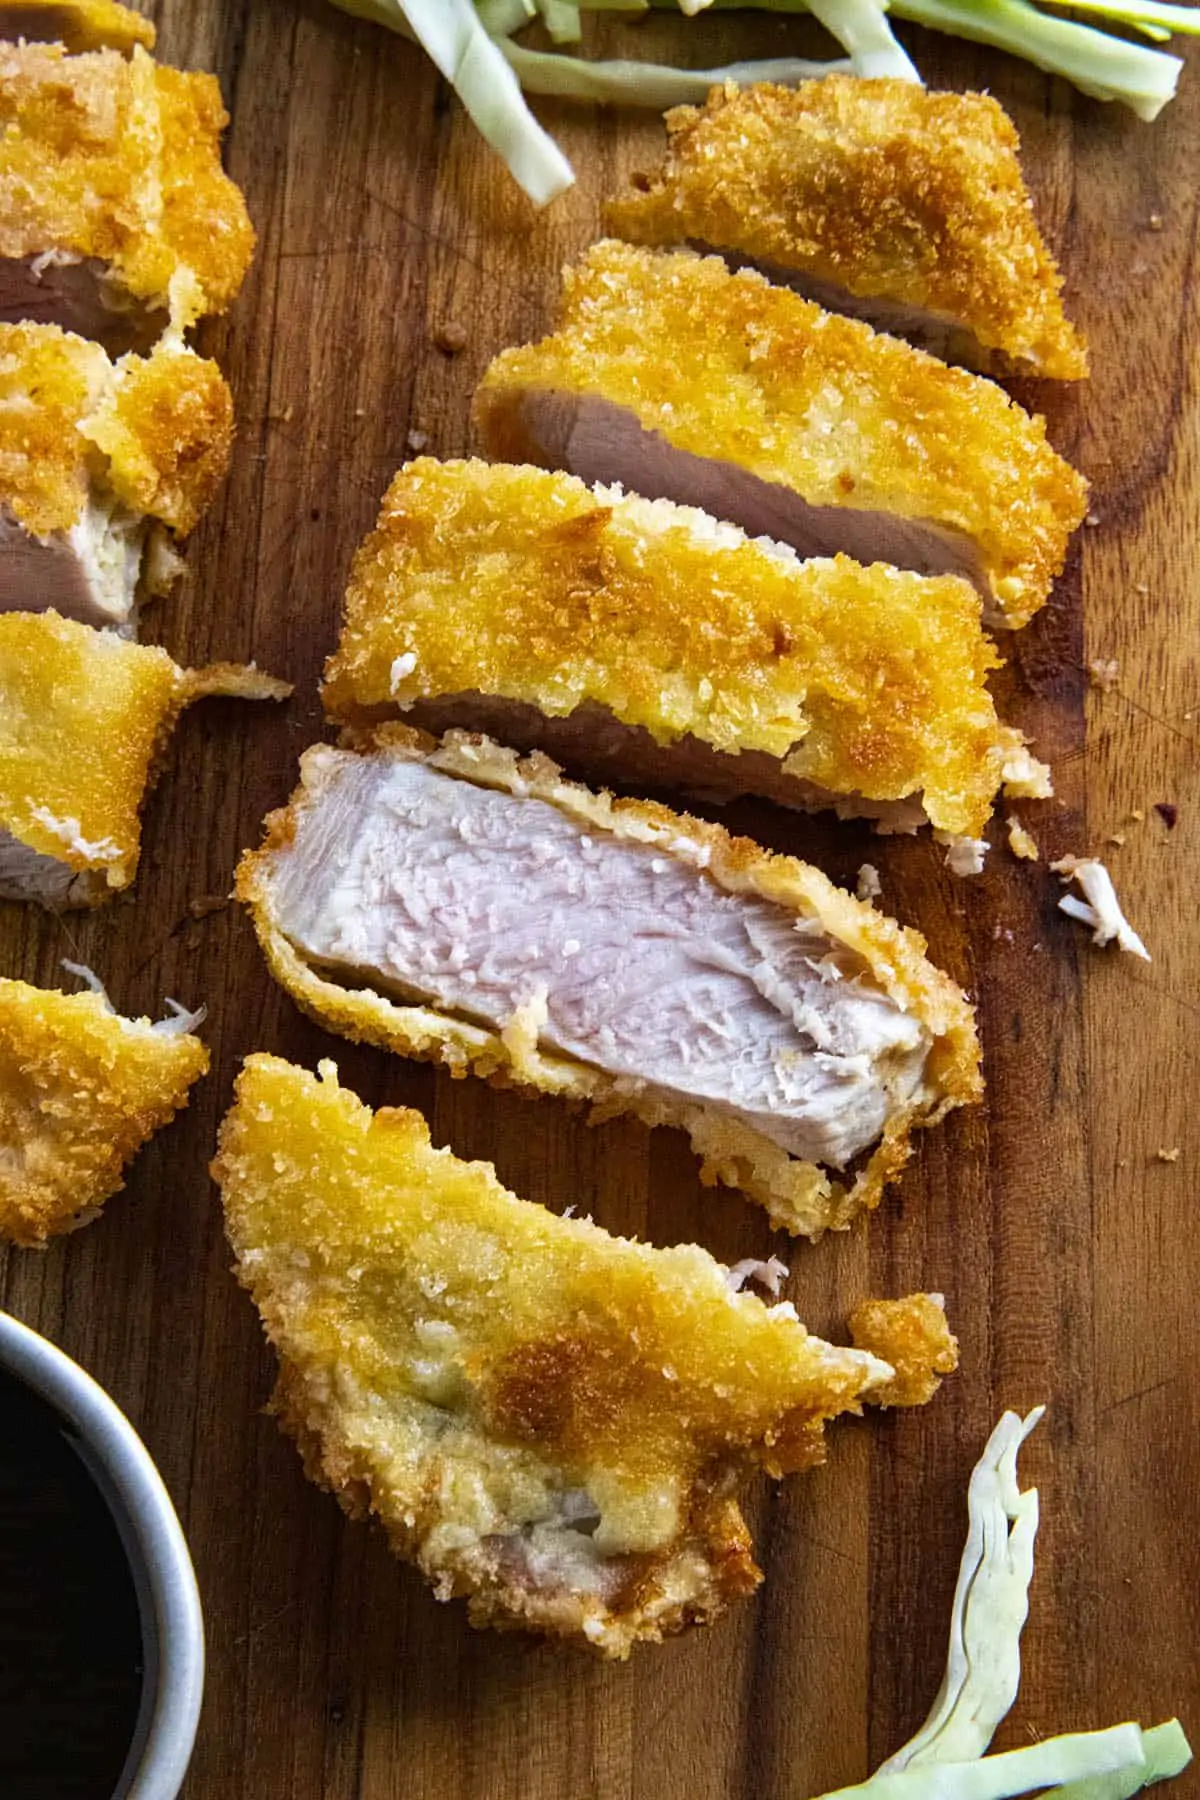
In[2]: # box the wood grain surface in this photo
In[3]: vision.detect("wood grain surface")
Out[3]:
[2,5,1198,1795]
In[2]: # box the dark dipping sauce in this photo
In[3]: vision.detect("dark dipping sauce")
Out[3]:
[0,1370,143,1799]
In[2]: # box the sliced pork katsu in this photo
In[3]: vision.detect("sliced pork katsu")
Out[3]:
[322,458,1050,841]
[0,42,252,348]
[606,79,1087,380]
[215,1053,958,1654]
[238,728,981,1237]
[0,609,289,907]
[0,0,154,51]
[0,323,234,631]
[0,970,207,1245]
[475,242,1087,631]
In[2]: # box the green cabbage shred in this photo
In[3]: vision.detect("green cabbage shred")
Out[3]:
[810,1409,1191,1800]
[327,0,1200,204]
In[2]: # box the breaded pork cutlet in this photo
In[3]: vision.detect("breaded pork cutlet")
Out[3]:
[475,243,1088,632]
[238,727,980,1238]
[0,323,234,630]
[0,609,289,907]
[322,458,1050,842]
[0,42,253,349]
[0,0,154,53]
[0,969,206,1245]
[215,1053,958,1654]
[606,79,1087,381]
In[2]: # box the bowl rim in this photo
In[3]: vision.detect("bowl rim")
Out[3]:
[0,1308,205,1800]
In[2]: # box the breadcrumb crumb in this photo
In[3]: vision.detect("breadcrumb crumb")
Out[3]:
[1087,658,1120,692]
[1006,816,1039,861]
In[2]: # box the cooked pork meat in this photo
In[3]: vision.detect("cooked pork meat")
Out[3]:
[0,969,206,1245]
[0,609,289,907]
[238,728,980,1236]
[0,322,234,630]
[215,1052,958,1654]
[0,42,253,347]
[474,243,1088,632]
[606,80,1087,381]
[323,459,1050,840]
[0,0,154,53]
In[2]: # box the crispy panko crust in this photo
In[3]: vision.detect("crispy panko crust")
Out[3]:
[215,1053,955,1654]
[0,609,289,896]
[0,42,253,322]
[474,242,1088,631]
[0,322,233,536]
[0,0,154,52]
[849,1293,960,1407]
[237,725,981,1237]
[323,457,1041,839]
[606,80,1087,382]
[0,975,206,1245]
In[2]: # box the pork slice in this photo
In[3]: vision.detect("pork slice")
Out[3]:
[261,753,932,1170]
[483,386,988,601]
[0,495,145,631]
[0,253,166,356]
[404,692,928,834]
[691,243,998,374]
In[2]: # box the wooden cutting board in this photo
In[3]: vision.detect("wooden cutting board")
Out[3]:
[1,3,1198,1794]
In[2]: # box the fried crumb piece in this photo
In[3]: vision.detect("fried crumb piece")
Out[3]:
[187,893,228,920]
[855,863,882,901]
[1108,832,1126,847]
[1006,816,1039,861]
[406,428,428,452]
[1088,657,1120,692]
[848,1292,959,1408]
[1156,1146,1180,1163]
[1149,213,1164,230]
[434,321,468,355]
[1131,809,1145,822]
[1085,512,1101,527]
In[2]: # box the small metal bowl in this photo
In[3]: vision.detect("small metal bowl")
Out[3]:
[0,1310,204,1800]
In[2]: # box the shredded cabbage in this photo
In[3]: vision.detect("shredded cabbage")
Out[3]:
[881,1407,1043,1770]
[1051,1720,1193,1798]
[810,1409,1191,1800]
[326,0,1198,202]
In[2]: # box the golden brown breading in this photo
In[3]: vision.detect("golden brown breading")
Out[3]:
[238,725,981,1237]
[323,457,1046,839]
[0,0,154,52]
[475,242,1088,631]
[0,609,289,903]
[215,1053,955,1654]
[0,323,232,537]
[606,80,1087,381]
[0,974,207,1245]
[849,1292,960,1407]
[0,42,253,326]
